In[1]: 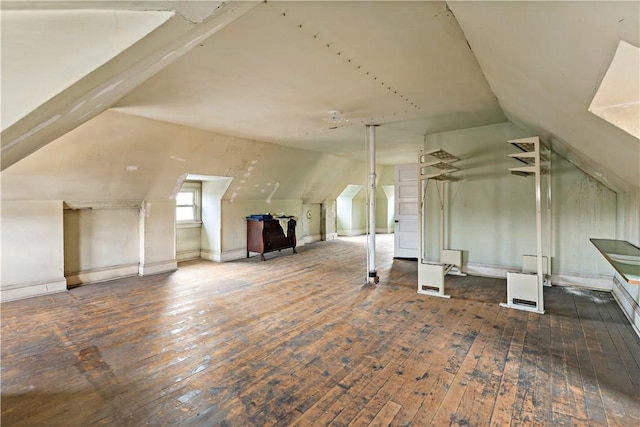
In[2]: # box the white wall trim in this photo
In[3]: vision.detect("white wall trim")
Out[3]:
[460,262,510,278]
[324,232,338,241]
[66,264,139,286]
[612,276,640,339]
[462,262,615,291]
[176,250,202,262]
[303,234,322,244]
[338,228,365,237]
[1,278,67,302]
[551,274,613,291]
[200,249,221,262]
[201,248,247,262]
[139,260,177,276]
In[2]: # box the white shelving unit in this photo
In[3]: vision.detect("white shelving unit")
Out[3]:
[501,136,551,314]
[417,149,465,298]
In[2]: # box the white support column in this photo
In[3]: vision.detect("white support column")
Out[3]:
[366,125,379,284]
[534,141,545,312]
[545,145,552,286]
[439,181,445,251]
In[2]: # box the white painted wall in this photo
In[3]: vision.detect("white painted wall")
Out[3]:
[375,166,396,234]
[322,199,338,241]
[64,208,139,285]
[200,177,232,262]
[1,201,66,301]
[302,203,322,244]
[552,155,617,279]
[351,193,367,236]
[176,226,201,261]
[337,185,362,236]
[381,185,395,234]
[617,191,640,247]
[139,200,177,275]
[337,166,394,237]
[423,123,617,285]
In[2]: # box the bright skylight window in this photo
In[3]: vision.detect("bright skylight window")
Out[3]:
[589,40,640,140]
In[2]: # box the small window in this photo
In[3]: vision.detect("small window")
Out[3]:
[176,181,201,223]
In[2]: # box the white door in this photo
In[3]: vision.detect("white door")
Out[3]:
[394,164,418,258]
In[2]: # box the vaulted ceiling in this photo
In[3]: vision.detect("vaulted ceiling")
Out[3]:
[2,1,638,193]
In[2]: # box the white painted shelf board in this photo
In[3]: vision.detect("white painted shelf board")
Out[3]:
[422,149,460,163]
[422,173,460,182]
[422,161,460,171]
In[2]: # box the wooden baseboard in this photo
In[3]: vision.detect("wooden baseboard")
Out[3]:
[460,263,508,279]
[66,264,139,286]
[1,278,67,302]
[303,234,321,244]
[176,250,201,262]
[461,262,614,291]
[139,260,177,276]
[201,249,246,262]
[222,249,248,261]
[550,273,613,291]
[337,229,365,237]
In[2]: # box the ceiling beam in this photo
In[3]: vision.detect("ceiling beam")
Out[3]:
[1,0,260,171]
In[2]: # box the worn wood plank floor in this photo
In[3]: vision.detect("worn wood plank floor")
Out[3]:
[2,235,639,426]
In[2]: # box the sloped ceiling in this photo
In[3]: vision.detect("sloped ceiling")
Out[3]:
[1,111,369,205]
[1,1,505,172]
[1,9,174,128]
[448,1,640,192]
[112,0,505,164]
[1,0,638,203]
[0,0,258,169]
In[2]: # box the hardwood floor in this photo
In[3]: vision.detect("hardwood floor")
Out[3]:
[2,235,639,426]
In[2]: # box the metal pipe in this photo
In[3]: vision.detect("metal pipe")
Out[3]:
[534,138,544,312]
[367,125,378,284]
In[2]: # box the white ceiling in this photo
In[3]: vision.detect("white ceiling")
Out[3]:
[1,0,638,191]
[112,1,505,165]
[448,0,639,191]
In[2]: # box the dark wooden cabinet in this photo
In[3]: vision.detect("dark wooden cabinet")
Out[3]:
[247,218,297,261]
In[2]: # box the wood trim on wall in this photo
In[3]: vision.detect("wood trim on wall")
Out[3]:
[0,278,67,302]
[66,264,139,287]
[139,260,177,276]
[176,250,202,262]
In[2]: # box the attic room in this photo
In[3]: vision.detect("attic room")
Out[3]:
[1,0,639,425]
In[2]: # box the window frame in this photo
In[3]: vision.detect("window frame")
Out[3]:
[176,181,202,227]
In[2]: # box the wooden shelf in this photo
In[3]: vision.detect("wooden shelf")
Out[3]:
[509,152,536,165]
[511,141,536,152]
[507,137,548,177]
[419,149,461,182]
[422,161,460,171]
[423,173,460,182]
[508,137,540,153]
[590,238,640,285]
[422,149,460,163]
[509,166,536,176]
